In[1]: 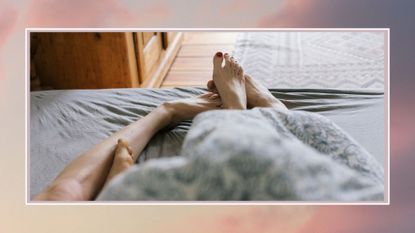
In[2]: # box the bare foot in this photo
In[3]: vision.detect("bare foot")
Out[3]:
[244,74,287,109]
[208,74,287,110]
[105,139,134,184]
[162,92,222,126]
[212,52,247,109]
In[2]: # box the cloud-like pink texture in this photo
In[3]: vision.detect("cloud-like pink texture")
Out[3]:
[258,0,312,26]
[0,3,18,80]
[391,104,415,156]
[26,0,134,27]
[25,0,177,27]
[25,0,285,28]
[2,1,414,233]
[218,0,283,21]
[259,0,396,27]
[0,5,17,46]
[203,207,312,233]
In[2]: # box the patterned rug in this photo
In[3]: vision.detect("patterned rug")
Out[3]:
[232,32,385,89]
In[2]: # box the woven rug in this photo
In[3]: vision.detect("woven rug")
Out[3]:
[232,32,384,89]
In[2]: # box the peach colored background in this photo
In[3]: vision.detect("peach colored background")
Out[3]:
[1,0,414,232]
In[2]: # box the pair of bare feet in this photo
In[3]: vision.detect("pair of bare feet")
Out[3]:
[207,51,287,110]
[104,52,287,187]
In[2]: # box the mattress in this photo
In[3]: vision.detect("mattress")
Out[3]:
[29,87,385,198]
[233,32,385,89]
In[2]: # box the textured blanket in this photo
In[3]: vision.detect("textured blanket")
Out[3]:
[233,32,385,89]
[98,108,384,201]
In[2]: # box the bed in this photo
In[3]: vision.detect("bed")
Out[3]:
[29,32,386,199]
[29,88,384,199]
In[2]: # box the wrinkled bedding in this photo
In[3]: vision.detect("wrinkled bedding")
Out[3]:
[30,88,385,200]
[98,108,384,201]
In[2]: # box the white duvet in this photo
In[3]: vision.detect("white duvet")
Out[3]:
[98,108,384,201]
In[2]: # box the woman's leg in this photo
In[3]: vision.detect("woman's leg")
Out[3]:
[33,93,221,201]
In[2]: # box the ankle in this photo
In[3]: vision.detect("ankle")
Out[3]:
[224,102,247,110]
[261,98,287,109]
[158,102,183,126]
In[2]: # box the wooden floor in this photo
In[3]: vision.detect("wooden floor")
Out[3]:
[161,32,239,88]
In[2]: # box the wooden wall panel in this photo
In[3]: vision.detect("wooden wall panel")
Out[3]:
[31,32,139,89]
[142,32,156,46]
[142,32,163,82]
[140,32,183,88]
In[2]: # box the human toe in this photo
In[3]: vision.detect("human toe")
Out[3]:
[224,53,231,67]
[207,79,214,90]
[207,80,218,93]
[236,64,243,76]
[208,93,220,100]
[213,52,224,69]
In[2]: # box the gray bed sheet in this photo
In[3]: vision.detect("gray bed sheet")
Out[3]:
[29,87,384,199]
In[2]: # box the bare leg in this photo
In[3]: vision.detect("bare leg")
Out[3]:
[33,93,221,201]
[103,93,223,185]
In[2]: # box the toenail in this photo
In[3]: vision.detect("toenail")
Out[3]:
[216,52,222,57]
